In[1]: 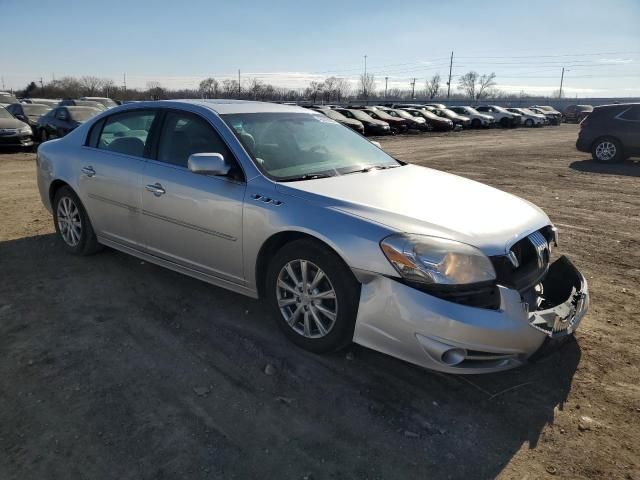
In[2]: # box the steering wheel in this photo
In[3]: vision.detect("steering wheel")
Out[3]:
[310,145,329,155]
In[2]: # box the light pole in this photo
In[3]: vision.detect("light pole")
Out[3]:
[363,54,368,100]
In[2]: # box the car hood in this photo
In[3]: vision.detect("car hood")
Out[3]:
[0,117,27,129]
[276,164,550,255]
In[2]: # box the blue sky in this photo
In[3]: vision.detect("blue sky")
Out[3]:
[1,0,639,97]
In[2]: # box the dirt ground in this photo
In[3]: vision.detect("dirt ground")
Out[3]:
[1,124,638,480]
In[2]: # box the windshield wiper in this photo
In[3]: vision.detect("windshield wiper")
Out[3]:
[279,172,334,182]
[343,164,402,175]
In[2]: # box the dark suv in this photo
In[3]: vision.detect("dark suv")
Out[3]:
[563,104,593,123]
[576,103,640,163]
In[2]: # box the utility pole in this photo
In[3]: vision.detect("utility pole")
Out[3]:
[363,54,368,99]
[446,51,454,99]
[1,76,5,90]
[558,67,565,99]
[384,76,388,99]
[411,78,416,99]
[238,69,241,97]
[123,73,127,95]
[39,77,44,89]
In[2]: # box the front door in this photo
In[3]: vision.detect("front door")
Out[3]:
[140,110,246,284]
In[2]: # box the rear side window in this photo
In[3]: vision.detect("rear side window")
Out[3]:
[619,106,640,122]
[97,110,157,157]
[156,111,232,168]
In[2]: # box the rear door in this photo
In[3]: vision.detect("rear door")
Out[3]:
[616,106,640,153]
[140,109,246,283]
[78,108,158,249]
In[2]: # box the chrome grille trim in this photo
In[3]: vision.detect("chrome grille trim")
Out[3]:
[527,230,550,270]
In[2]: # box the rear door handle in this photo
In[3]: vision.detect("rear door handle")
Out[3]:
[81,166,96,177]
[145,183,166,196]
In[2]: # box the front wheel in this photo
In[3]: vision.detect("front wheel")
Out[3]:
[53,186,101,255]
[525,118,534,127]
[266,239,360,353]
[471,118,481,128]
[592,137,623,163]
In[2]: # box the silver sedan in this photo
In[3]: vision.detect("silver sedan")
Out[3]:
[36,100,589,373]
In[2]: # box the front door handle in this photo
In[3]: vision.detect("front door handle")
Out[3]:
[81,166,96,177]
[145,183,166,197]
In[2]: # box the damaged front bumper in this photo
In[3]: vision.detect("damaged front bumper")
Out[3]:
[352,255,589,374]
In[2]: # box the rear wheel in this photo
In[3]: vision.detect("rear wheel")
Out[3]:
[471,118,481,128]
[53,186,101,255]
[592,137,623,163]
[40,129,48,142]
[266,239,360,353]
[500,117,510,128]
[525,118,534,127]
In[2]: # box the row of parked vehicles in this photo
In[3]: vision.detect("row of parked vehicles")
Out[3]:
[0,93,118,148]
[304,103,564,136]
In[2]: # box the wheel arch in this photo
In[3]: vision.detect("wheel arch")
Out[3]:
[254,230,355,299]
[49,179,73,205]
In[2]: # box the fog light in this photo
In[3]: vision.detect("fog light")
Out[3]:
[441,348,467,366]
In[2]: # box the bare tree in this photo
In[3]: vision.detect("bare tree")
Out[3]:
[425,74,441,99]
[457,71,478,100]
[101,78,116,98]
[334,77,351,102]
[359,73,375,98]
[199,77,219,98]
[146,81,165,100]
[221,79,239,97]
[79,76,105,96]
[305,80,324,103]
[246,77,265,99]
[51,76,83,98]
[476,72,496,100]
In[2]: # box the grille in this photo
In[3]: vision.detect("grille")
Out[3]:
[491,227,552,292]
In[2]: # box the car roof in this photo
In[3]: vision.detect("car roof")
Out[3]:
[164,99,311,115]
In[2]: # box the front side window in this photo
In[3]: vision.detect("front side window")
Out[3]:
[222,112,401,181]
[98,110,157,157]
[156,111,232,168]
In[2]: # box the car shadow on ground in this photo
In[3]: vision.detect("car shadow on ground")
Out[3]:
[570,158,640,177]
[0,233,581,480]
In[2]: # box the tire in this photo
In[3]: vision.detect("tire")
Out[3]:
[266,239,361,353]
[591,137,624,163]
[40,129,48,143]
[52,186,101,255]
[471,118,481,129]
[525,118,534,127]
[500,117,510,128]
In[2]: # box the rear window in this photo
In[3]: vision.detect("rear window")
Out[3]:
[23,105,51,115]
[619,106,640,121]
[69,108,100,122]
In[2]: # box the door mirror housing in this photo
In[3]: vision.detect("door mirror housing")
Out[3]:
[188,153,231,176]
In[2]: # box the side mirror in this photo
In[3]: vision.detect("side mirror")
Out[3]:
[370,140,382,149]
[188,152,231,176]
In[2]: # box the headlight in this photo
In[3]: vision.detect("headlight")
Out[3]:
[380,234,496,285]
[20,125,32,134]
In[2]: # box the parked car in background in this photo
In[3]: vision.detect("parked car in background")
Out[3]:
[6,103,52,132]
[0,92,19,107]
[21,98,61,107]
[424,106,471,128]
[507,108,545,127]
[576,103,640,163]
[80,97,118,109]
[312,107,365,134]
[476,105,522,127]
[362,108,410,133]
[399,108,454,131]
[36,99,589,373]
[334,108,391,136]
[0,106,34,148]
[530,105,562,125]
[563,105,593,123]
[59,99,107,110]
[449,106,495,128]
[37,106,101,142]
[378,107,429,131]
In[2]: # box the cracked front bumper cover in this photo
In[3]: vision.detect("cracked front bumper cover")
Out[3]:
[352,255,589,374]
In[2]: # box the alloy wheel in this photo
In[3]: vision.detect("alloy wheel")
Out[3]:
[595,141,616,161]
[276,259,338,339]
[57,196,82,246]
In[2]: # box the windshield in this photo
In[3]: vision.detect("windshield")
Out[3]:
[84,97,117,107]
[222,112,400,181]
[348,110,375,122]
[394,110,414,120]
[23,104,51,115]
[0,107,11,119]
[323,109,349,122]
[68,107,100,121]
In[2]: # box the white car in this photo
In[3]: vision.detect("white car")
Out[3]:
[475,105,522,128]
[507,108,546,127]
[449,106,495,128]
